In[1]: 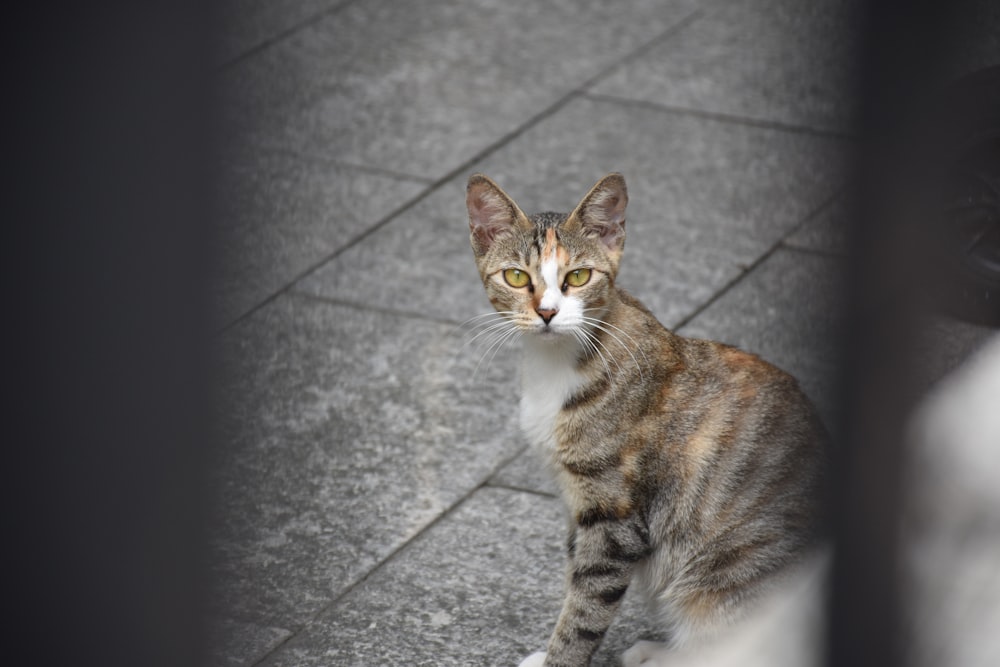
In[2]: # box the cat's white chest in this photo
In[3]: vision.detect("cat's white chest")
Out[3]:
[520,337,585,451]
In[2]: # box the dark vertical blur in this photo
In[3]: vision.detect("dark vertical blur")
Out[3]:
[831,1,998,666]
[5,2,214,666]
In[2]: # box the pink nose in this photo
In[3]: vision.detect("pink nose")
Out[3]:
[536,308,557,324]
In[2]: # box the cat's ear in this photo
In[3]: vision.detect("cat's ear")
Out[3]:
[564,173,628,263]
[466,174,531,257]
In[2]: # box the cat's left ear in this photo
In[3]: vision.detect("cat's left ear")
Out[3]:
[564,173,628,266]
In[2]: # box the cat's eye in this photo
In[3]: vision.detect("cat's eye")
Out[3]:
[564,268,591,288]
[503,268,531,288]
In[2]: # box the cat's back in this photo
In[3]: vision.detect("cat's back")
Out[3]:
[670,334,817,422]
[656,331,828,513]
[613,290,824,446]
[606,295,828,536]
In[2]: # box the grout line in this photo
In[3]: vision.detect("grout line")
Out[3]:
[286,291,464,327]
[580,92,855,141]
[218,7,708,335]
[224,144,436,184]
[250,444,530,666]
[320,159,437,185]
[568,8,707,93]
[673,190,844,332]
[780,241,850,260]
[484,481,559,499]
[217,0,361,71]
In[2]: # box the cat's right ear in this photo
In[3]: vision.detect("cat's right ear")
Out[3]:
[466,174,531,257]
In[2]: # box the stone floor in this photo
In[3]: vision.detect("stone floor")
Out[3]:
[209,1,998,665]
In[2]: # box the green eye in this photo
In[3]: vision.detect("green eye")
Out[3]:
[503,268,530,288]
[565,268,591,288]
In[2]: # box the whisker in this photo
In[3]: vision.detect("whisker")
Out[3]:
[458,311,516,334]
[575,329,613,385]
[463,317,518,349]
[458,310,517,329]
[473,323,522,381]
[579,315,647,380]
[481,323,525,360]
[602,323,651,369]
[471,320,517,356]
[580,309,651,367]
[579,312,648,365]
[450,312,513,343]
[473,327,511,381]
[455,311,515,335]
[485,326,522,371]
[581,326,624,380]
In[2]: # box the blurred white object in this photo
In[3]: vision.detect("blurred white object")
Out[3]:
[903,332,1000,667]
[621,551,827,667]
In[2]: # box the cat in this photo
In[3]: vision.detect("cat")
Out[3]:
[465,173,828,667]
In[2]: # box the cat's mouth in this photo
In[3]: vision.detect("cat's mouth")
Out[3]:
[531,321,572,340]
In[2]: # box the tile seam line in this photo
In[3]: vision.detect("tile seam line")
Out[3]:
[580,91,856,141]
[673,188,844,332]
[286,292,535,353]
[218,6,707,335]
[780,242,849,260]
[226,144,435,184]
[249,443,531,667]
[285,290,465,327]
[485,481,559,499]
[217,0,362,71]
[570,7,707,91]
[323,159,435,184]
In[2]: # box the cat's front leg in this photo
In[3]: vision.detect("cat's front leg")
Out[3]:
[541,515,651,666]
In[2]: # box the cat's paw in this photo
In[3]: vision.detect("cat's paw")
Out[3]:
[518,651,547,667]
[622,640,671,667]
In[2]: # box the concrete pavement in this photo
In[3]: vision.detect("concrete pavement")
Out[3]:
[209,1,997,665]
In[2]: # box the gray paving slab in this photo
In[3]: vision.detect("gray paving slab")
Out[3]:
[208,618,292,667]
[219,0,701,178]
[676,247,846,426]
[217,0,348,65]
[784,195,850,256]
[590,0,858,132]
[209,293,523,660]
[297,94,844,329]
[256,485,661,667]
[214,148,427,326]
[489,447,559,497]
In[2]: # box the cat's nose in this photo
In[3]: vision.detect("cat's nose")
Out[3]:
[536,308,558,324]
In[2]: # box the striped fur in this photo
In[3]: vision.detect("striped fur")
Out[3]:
[466,174,827,666]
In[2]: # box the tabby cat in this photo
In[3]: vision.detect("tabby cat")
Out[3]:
[465,173,827,667]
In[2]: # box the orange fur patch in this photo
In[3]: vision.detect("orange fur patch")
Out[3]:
[686,409,725,464]
[680,588,728,625]
[542,228,557,261]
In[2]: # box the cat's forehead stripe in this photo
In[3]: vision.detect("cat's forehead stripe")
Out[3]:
[542,228,557,261]
[540,227,571,268]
